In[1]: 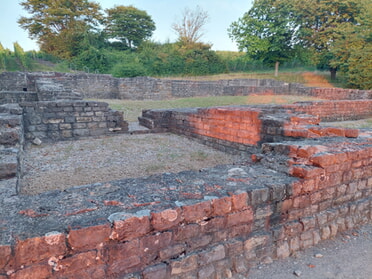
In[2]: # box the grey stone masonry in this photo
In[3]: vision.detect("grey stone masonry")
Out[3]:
[0,104,24,195]
[1,72,371,101]
[21,100,128,142]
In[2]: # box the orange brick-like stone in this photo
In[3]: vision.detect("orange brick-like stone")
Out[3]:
[231,192,248,211]
[111,215,151,241]
[151,208,182,231]
[15,233,67,267]
[310,153,336,168]
[182,201,212,223]
[140,231,172,260]
[68,224,111,251]
[212,197,232,216]
[56,251,103,277]
[226,208,253,227]
[105,240,141,276]
[344,129,359,138]
[0,245,11,270]
[10,264,51,279]
[173,224,200,241]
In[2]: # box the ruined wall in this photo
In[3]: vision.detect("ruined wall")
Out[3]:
[0,92,38,105]
[1,72,371,101]
[139,103,361,155]
[0,104,23,186]
[285,100,372,121]
[0,134,370,279]
[21,101,128,142]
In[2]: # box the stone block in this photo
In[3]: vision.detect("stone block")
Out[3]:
[0,245,11,270]
[14,232,67,268]
[159,244,186,260]
[151,208,182,231]
[173,224,200,241]
[182,201,212,223]
[104,240,141,276]
[10,264,51,279]
[68,224,111,252]
[226,208,254,227]
[140,232,172,260]
[170,254,198,275]
[143,263,170,279]
[199,245,225,265]
[188,234,213,250]
[109,211,151,242]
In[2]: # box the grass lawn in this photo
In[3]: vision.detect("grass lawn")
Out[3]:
[91,95,324,122]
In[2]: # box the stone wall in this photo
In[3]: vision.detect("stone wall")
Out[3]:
[0,104,23,181]
[0,131,370,279]
[1,72,371,101]
[138,102,363,154]
[21,100,128,142]
[285,100,372,121]
[0,92,38,105]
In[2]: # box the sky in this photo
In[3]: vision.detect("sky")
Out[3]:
[0,0,252,52]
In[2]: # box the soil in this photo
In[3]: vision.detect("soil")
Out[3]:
[302,72,334,88]
[21,133,243,195]
[249,224,372,279]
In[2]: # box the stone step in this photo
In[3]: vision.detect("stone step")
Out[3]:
[128,122,151,134]
[138,116,155,129]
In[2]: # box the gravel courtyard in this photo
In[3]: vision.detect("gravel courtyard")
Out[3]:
[21,133,243,195]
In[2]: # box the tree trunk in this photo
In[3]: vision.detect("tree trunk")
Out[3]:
[274,61,280,77]
[330,68,337,81]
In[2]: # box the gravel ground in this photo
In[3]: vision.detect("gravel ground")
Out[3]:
[249,224,372,279]
[21,133,243,195]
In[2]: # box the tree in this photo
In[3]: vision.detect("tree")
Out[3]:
[172,6,209,46]
[0,43,6,70]
[328,0,372,89]
[228,0,299,76]
[291,0,365,80]
[104,5,155,49]
[18,0,103,59]
[13,42,29,70]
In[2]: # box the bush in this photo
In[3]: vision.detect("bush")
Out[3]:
[111,61,147,77]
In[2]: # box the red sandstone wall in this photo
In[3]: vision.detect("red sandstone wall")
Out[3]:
[186,107,262,145]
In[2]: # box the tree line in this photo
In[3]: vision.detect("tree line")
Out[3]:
[3,0,371,89]
[229,0,372,89]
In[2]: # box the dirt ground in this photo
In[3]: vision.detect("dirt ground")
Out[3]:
[21,133,243,195]
[249,224,372,279]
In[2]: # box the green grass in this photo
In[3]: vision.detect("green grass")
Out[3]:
[322,118,372,129]
[91,95,324,122]
[163,70,309,84]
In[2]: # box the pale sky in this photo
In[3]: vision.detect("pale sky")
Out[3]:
[0,0,252,52]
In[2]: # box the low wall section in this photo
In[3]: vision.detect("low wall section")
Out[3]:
[1,72,371,101]
[285,100,372,121]
[139,102,362,154]
[21,101,128,142]
[0,132,370,279]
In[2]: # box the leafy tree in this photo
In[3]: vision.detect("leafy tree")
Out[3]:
[104,5,155,49]
[228,0,299,76]
[13,42,29,70]
[172,6,209,46]
[291,0,365,80]
[328,0,372,89]
[0,43,6,70]
[18,0,103,59]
